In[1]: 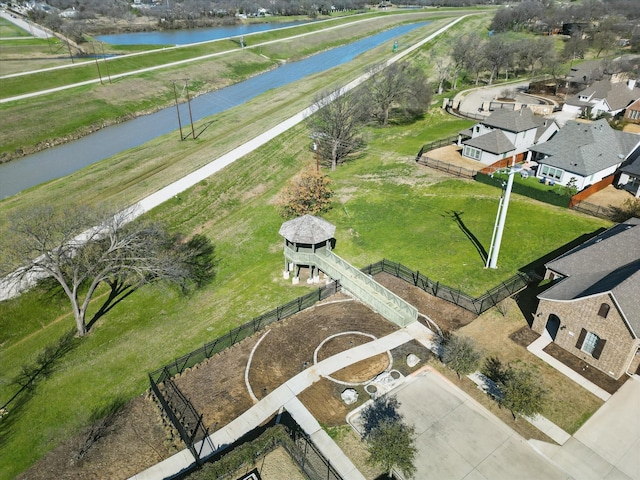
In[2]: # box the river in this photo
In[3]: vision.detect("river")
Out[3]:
[0,21,429,199]
[95,21,310,45]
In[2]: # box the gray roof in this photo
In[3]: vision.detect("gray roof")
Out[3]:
[530,119,640,176]
[279,214,335,244]
[539,218,640,337]
[620,145,640,177]
[482,107,540,133]
[577,79,640,111]
[463,130,514,155]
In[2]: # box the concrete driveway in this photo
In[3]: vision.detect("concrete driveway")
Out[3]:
[371,367,570,480]
[531,377,640,480]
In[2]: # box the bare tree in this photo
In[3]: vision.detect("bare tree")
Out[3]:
[363,62,431,126]
[307,87,366,171]
[1,205,216,336]
[483,35,514,84]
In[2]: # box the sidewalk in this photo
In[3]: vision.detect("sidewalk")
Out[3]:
[527,336,611,401]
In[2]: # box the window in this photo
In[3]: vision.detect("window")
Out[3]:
[582,332,599,355]
[463,146,481,160]
[598,303,610,318]
[540,164,563,180]
[576,328,606,359]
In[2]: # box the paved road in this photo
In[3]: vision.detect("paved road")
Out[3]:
[0,9,49,39]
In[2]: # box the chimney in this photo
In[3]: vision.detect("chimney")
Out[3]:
[629,79,637,90]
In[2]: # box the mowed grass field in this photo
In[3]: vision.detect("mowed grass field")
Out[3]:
[0,107,609,478]
[0,12,610,479]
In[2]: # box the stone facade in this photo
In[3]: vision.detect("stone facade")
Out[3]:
[533,292,639,379]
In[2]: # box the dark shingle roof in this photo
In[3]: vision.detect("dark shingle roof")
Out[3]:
[462,130,515,154]
[539,218,640,337]
[529,119,640,176]
[279,215,335,244]
[482,107,540,133]
[576,80,640,111]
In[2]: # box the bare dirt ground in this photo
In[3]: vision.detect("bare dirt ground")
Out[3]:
[422,145,486,172]
[584,184,635,209]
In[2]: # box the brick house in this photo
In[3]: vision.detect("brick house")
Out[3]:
[624,98,640,124]
[532,218,640,379]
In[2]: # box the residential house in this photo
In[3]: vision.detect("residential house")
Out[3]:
[532,218,640,379]
[562,79,640,118]
[617,143,640,197]
[457,108,558,166]
[529,119,640,189]
[624,98,640,124]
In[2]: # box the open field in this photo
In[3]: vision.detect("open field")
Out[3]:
[0,11,611,479]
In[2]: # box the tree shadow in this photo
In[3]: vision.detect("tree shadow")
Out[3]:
[360,395,403,438]
[444,211,488,264]
[86,278,136,333]
[0,328,77,448]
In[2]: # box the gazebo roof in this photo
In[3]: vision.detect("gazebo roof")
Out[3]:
[279,215,336,244]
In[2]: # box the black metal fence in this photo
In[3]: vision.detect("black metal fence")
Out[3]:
[416,156,478,179]
[149,375,211,463]
[361,259,531,315]
[280,412,344,480]
[151,281,340,383]
[415,135,458,160]
[148,282,341,460]
[570,200,617,221]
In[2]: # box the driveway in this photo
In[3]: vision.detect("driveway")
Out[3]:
[531,376,640,480]
[358,367,570,480]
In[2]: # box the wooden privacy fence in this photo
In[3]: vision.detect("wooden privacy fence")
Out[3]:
[361,259,532,315]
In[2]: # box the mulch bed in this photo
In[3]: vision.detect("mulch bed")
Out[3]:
[509,326,628,395]
[542,342,628,395]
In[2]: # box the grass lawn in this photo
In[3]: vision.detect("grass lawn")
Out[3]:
[0,12,610,479]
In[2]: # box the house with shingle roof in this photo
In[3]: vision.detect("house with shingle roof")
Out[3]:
[624,97,640,125]
[457,108,558,166]
[532,218,640,379]
[529,119,640,189]
[617,141,640,197]
[562,79,640,118]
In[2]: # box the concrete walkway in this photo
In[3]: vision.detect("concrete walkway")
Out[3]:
[527,336,611,401]
[129,327,419,479]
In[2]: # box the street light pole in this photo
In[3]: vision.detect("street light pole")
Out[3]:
[486,156,516,269]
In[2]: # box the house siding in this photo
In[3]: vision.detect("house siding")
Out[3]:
[533,293,639,379]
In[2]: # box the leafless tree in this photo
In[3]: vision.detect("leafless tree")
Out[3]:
[363,62,432,126]
[307,87,367,171]
[1,205,216,337]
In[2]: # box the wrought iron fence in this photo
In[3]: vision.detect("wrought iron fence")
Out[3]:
[416,156,478,179]
[361,259,531,315]
[570,200,617,221]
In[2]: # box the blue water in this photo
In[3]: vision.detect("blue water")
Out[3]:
[0,21,429,198]
[96,21,310,45]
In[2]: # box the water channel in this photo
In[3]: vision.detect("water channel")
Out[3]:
[0,21,429,199]
[95,21,310,45]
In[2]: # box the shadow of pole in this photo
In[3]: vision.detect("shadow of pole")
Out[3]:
[446,211,488,263]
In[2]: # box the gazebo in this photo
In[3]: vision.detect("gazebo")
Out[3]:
[278,215,335,284]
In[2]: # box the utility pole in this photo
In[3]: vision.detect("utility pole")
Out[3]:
[172,81,185,140]
[93,43,103,85]
[184,79,196,140]
[66,38,74,64]
[486,156,516,269]
[100,43,112,83]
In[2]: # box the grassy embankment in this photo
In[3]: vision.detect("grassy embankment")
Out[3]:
[0,13,609,479]
[0,10,479,160]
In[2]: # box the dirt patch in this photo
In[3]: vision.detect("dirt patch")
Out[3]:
[17,395,175,480]
[582,184,635,209]
[542,342,629,395]
[375,272,477,332]
[330,353,390,383]
[421,144,485,172]
[509,325,541,348]
[248,296,398,401]
[298,378,368,426]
